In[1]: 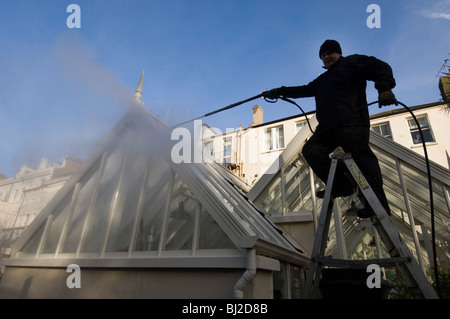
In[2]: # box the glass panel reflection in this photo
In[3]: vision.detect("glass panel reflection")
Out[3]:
[133,160,172,252]
[105,152,147,253]
[80,147,124,254]
[198,205,235,249]
[255,172,283,215]
[164,182,195,251]
[61,161,100,254]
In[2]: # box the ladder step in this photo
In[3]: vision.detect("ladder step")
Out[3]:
[314,257,411,268]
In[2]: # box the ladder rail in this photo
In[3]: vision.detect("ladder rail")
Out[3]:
[344,155,438,299]
[303,158,338,299]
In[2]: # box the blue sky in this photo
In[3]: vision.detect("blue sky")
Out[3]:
[1,0,449,177]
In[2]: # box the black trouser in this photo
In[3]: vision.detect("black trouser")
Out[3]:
[302,125,390,213]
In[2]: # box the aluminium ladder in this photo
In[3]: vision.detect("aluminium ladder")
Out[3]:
[303,147,438,299]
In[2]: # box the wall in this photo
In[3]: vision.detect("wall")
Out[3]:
[370,103,450,169]
[210,115,311,186]
[0,266,274,299]
[0,156,82,256]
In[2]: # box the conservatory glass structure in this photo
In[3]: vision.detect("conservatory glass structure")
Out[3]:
[0,106,309,299]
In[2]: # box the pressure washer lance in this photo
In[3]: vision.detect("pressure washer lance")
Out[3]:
[170,93,266,129]
[170,92,313,132]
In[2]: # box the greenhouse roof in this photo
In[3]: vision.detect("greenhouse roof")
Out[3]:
[5,105,308,269]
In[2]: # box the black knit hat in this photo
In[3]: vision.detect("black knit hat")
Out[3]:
[319,40,342,57]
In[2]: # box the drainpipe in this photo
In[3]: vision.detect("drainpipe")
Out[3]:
[233,248,256,299]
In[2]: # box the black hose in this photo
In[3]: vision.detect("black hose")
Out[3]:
[279,96,315,133]
[396,101,441,299]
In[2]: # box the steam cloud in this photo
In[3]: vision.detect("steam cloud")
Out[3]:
[2,34,137,177]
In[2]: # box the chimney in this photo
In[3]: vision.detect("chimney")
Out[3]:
[439,75,450,102]
[38,157,48,170]
[249,105,263,127]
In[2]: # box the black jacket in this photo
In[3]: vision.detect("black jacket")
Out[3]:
[279,54,396,130]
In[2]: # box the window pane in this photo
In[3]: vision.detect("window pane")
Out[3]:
[80,148,124,254]
[223,138,232,163]
[408,119,418,130]
[20,224,45,254]
[198,206,235,249]
[284,158,314,213]
[411,128,434,144]
[290,265,303,299]
[266,126,284,150]
[411,131,421,144]
[372,123,392,140]
[371,126,381,135]
[417,116,429,128]
[265,129,272,150]
[273,262,288,299]
[41,195,71,254]
[255,171,283,215]
[422,129,434,143]
[61,163,100,253]
[105,153,147,253]
[133,160,172,252]
[276,126,285,149]
[380,124,391,137]
[296,121,306,133]
[164,182,195,251]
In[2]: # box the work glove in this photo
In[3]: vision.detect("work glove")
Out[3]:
[263,88,283,100]
[378,90,398,108]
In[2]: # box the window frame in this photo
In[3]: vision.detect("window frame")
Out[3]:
[371,122,393,140]
[265,125,285,151]
[407,115,435,145]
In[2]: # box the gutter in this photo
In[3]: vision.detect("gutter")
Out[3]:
[233,248,256,299]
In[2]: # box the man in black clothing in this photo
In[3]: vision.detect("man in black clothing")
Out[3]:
[264,40,397,217]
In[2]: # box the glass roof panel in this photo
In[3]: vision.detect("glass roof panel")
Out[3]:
[198,207,235,249]
[79,142,125,254]
[200,164,299,249]
[60,160,101,254]
[283,156,317,213]
[254,171,283,215]
[105,152,148,253]
[20,222,44,255]
[41,194,71,254]
[132,162,171,253]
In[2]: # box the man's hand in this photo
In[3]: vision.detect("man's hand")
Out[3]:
[378,90,398,108]
[263,88,282,100]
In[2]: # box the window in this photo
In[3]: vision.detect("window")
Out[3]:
[203,141,213,161]
[296,121,306,133]
[273,262,304,299]
[265,126,285,151]
[407,115,435,145]
[223,137,232,164]
[371,122,393,140]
